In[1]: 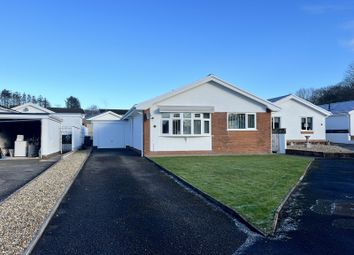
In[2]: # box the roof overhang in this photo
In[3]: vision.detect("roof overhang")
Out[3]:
[274,94,332,116]
[87,111,122,121]
[158,105,215,113]
[0,113,62,123]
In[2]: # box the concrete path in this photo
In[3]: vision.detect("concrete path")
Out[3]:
[244,159,354,255]
[0,156,60,202]
[32,150,253,255]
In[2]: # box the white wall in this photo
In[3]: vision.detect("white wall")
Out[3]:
[148,81,267,152]
[272,98,327,141]
[41,118,61,156]
[52,114,83,133]
[157,81,267,112]
[131,113,143,151]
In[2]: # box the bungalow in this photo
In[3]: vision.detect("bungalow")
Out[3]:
[268,94,331,144]
[119,75,280,156]
[319,100,354,144]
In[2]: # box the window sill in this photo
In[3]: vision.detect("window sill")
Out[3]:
[160,134,211,138]
[301,131,314,134]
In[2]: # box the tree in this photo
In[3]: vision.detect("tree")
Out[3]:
[85,105,100,118]
[0,89,12,107]
[65,96,81,109]
[344,63,354,85]
[295,88,315,101]
[43,98,51,108]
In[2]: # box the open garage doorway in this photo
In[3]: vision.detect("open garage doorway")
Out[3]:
[0,119,41,158]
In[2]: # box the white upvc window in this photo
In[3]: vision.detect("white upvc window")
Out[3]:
[301,117,313,131]
[161,112,211,136]
[272,117,281,129]
[227,113,257,130]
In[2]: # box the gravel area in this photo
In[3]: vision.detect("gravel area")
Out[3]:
[288,144,354,153]
[0,150,90,255]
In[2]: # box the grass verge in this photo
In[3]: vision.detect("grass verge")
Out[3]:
[151,154,312,233]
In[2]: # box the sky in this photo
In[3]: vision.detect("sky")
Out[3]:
[0,0,354,109]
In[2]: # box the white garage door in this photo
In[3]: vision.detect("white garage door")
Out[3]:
[93,121,126,149]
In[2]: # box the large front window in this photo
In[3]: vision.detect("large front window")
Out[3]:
[161,112,211,136]
[228,113,256,130]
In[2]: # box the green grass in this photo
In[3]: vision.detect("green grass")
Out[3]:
[151,155,312,233]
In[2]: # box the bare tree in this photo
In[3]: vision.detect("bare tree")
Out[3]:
[295,88,316,102]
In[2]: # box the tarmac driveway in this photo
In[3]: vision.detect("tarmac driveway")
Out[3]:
[0,157,60,202]
[32,149,254,255]
[245,159,354,255]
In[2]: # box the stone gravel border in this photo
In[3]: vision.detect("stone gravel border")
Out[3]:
[0,149,91,255]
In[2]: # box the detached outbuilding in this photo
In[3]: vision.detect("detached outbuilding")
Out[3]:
[88,110,128,149]
[319,100,354,144]
[0,110,61,157]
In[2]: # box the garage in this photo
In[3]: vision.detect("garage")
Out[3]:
[0,112,61,158]
[88,111,128,149]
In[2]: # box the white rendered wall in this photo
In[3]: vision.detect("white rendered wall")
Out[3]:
[272,99,327,141]
[41,119,61,156]
[52,114,83,131]
[148,82,267,152]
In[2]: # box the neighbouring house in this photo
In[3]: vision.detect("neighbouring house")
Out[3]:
[319,100,354,144]
[87,110,128,148]
[268,94,331,145]
[0,105,62,158]
[12,103,86,152]
[102,75,280,156]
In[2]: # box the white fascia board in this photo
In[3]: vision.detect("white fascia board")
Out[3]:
[276,94,332,116]
[0,113,61,122]
[87,111,122,121]
[12,103,54,113]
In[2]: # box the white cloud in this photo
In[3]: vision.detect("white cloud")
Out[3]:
[302,4,352,14]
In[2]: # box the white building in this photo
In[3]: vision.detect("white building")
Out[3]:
[0,107,62,158]
[87,111,127,149]
[319,100,354,144]
[269,94,331,143]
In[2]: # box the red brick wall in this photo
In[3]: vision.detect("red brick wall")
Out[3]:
[143,111,272,156]
[211,112,271,154]
[143,109,151,155]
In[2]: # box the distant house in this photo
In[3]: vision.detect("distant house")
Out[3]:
[103,75,280,156]
[319,100,354,144]
[269,94,331,144]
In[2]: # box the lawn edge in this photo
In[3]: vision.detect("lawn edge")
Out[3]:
[145,156,267,237]
[271,158,314,235]
[23,149,92,255]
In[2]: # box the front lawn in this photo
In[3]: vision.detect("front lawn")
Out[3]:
[151,155,312,233]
